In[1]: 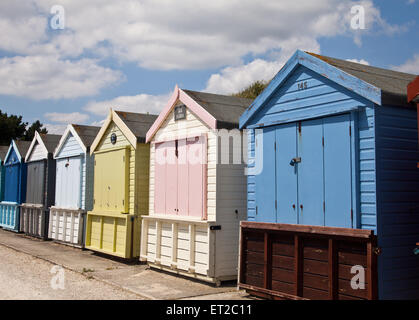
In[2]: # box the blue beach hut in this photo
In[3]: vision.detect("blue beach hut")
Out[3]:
[238,50,419,300]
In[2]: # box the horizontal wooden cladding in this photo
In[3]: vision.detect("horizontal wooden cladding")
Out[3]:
[239,223,378,300]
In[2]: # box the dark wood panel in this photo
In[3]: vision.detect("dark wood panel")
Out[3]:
[246,251,264,265]
[272,280,295,295]
[338,279,368,299]
[245,274,264,288]
[302,286,329,300]
[303,273,329,291]
[303,259,329,276]
[303,244,328,261]
[272,267,294,283]
[272,255,294,270]
[338,264,369,283]
[272,236,295,257]
[338,251,367,267]
[245,263,264,278]
[338,293,364,300]
[245,235,264,252]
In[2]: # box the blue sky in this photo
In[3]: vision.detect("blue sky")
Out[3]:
[0,0,418,133]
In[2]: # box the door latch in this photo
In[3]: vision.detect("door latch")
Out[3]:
[289,157,301,166]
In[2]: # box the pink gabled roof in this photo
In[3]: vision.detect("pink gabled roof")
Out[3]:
[145,86,218,143]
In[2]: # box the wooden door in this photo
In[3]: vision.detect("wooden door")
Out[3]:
[323,114,353,228]
[26,160,45,205]
[55,156,81,209]
[255,127,277,222]
[187,136,205,218]
[275,123,298,224]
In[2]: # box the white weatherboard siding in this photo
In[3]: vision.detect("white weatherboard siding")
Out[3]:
[27,142,47,162]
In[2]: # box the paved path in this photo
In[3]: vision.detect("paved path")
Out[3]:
[0,229,253,300]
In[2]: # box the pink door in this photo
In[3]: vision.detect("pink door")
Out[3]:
[177,139,188,216]
[165,140,178,215]
[187,136,204,218]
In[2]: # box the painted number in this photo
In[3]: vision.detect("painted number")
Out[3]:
[297,81,308,90]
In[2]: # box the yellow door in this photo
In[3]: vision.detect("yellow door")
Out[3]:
[94,148,129,213]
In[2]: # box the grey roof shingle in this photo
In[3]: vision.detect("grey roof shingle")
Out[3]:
[306,52,417,107]
[0,145,9,161]
[72,124,101,150]
[14,140,32,159]
[182,90,253,128]
[39,134,62,154]
[114,111,158,143]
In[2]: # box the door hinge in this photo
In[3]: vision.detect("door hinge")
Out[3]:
[323,201,325,212]
[256,206,258,215]
[322,137,324,147]
[275,200,277,210]
[298,122,302,135]
[349,126,352,136]
[274,141,276,151]
[351,209,353,222]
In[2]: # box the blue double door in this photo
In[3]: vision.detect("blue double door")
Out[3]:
[255,113,353,228]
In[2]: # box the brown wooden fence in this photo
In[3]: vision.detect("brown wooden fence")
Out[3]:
[238,222,378,300]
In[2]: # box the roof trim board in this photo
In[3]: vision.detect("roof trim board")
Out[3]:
[54,124,87,158]
[239,50,382,128]
[5,140,23,163]
[90,109,138,155]
[145,86,218,143]
[25,131,49,162]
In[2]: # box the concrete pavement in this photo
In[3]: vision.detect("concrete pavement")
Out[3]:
[0,229,253,300]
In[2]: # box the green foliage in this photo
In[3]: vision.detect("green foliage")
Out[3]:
[0,110,48,145]
[233,80,269,100]
[25,120,48,141]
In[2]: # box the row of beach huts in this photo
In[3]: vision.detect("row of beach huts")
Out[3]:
[0,51,418,300]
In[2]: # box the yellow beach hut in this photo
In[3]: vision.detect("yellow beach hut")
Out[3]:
[85,109,157,258]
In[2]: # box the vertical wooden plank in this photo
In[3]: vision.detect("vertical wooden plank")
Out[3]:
[294,235,303,297]
[367,238,378,300]
[70,211,75,244]
[62,212,67,242]
[99,216,104,249]
[140,218,148,260]
[171,223,178,268]
[189,224,196,271]
[328,239,337,300]
[263,232,272,289]
[113,218,117,253]
[238,226,246,284]
[156,220,162,263]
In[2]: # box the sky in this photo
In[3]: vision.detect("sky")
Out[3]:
[0,0,418,134]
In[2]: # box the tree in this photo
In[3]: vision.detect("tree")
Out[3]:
[0,110,48,145]
[233,80,269,100]
[0,111,27,145]
[24,120,48,141]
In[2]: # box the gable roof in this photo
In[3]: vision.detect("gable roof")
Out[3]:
[146,86,252,142]
[25,132,62,162]
[408,76,419,103]
[54,124,101,157]
[240,50,418,128]
[90,109,158,154]
[307,52,417,107]
[4,140,32,163]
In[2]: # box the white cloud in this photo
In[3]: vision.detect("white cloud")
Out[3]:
[407,0,415,4]
[84,92,171,116]
[44,123,67,135]
[392,54,419,74]
[0,55,123,100]
[205,59,282,95]
[44,112,89,124]
[346,58,370,65]
[0,0,404,71]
